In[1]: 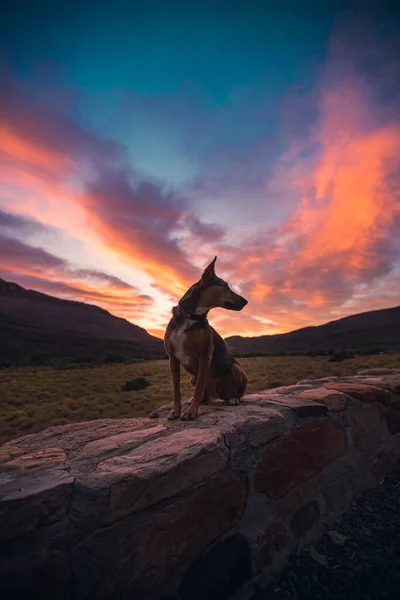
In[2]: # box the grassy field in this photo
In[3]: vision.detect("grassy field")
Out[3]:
[1,353,400,445]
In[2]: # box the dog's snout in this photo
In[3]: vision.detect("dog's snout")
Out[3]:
[237,298,248,311]
[232,294,248,311]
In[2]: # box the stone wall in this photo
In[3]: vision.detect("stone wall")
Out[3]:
[1,368,400,600]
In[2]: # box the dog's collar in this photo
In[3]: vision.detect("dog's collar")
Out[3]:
[174,305,206,321]
[176,305,189,318]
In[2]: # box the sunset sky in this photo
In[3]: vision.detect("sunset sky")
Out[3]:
[1,1,399,339]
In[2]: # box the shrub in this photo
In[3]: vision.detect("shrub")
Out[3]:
[104,352,125,364]
[328,349,355,362]
[120,377,151,392]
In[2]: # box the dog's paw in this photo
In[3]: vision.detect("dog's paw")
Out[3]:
[228,397,240,406]
[180,414,194,421]
[180,407,197,421]
[167,410,181,420]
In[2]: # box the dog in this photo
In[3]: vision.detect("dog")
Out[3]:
[164,256,248,420]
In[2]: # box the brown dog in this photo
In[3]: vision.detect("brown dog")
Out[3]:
[164,256,248,420]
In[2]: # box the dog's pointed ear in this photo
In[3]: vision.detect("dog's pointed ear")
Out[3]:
[201,256,217,285]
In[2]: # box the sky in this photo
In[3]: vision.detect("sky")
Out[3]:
[0,0,399,339]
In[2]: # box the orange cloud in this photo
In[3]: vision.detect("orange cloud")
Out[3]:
[0,232,153,322]
[287,86,400,271]
[250,283,272,301]
[0,124,73,176]
[80,190,192,297]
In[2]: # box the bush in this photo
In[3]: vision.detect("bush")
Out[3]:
[120,377,151,392]
[328,349,355,362]
[104,352,125,364]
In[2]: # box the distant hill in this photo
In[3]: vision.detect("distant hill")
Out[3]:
[0,278,164,364]
[226,305,400,356]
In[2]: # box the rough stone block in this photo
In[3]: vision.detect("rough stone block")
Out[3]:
[290,500,320,538]
[298,387,347,411]
[256,393,327,418]
[357,368,400,376]
[351,405,383,455]
[73,424,166,472]
[385,400,400,435]
[3,417,156,455]
[297,377,340,385]
[257,522,288,569]
[67,477,110,545]
[95,428,229,522]
[221,405,291,449]
[0,445,32,465]
[71,470,247,600]
[342,376,400,395]
[323,471,354,521]
[0,468,74,542]
[0,447,67,471]
[371,448,398,484]
[254,419,347,499]
[325,383,391,404]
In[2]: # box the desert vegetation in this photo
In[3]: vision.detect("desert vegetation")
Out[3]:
[1,352,400,445]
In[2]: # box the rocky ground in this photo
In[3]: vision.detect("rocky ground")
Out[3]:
[252,467,400,600]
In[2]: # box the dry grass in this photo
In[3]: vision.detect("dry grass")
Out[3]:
[1,353,400,445]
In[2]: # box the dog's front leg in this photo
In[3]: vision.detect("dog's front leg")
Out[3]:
[168,355,182,420]
[181,351,212,420]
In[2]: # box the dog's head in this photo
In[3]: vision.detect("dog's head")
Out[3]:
[180,256,248,314]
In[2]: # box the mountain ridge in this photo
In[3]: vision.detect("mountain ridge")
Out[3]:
[0,277,164,363]
[225,305,400,355]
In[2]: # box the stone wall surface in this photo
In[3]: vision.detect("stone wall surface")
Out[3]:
[1,369,400,600]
